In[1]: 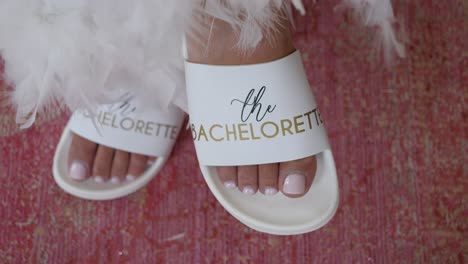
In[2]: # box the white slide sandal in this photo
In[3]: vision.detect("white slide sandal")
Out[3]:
[185,51,339,235]
[53,95,185,200]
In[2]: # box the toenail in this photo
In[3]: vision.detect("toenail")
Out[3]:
[69,161,88,181]
[283,173,306,195]
[223,180,237,189]
[94,176,104,183]
[242,186,255,195]
[126,175,136,182]
[264,187,278,195]
[110,176,120,184]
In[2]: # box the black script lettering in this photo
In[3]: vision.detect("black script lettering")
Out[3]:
[106,93,137,116]
[231,86,276,122]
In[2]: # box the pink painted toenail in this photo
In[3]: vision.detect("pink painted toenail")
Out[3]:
[283,173,306,195]
[69,161,88,181]
[110,176,120,184]
[264,187,278,195]
[94,176,104,183]
[223,180,236,189]
[242,186,255,195]
[126,175,136,182]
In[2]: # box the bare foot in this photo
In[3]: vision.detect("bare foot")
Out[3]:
[67,134,155,184]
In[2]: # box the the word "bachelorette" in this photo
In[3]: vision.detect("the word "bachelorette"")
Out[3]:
[94,111,179,140]
[191,108,323,142]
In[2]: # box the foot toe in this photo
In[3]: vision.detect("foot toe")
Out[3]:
[127,153,148,181]
[237,165,258,195]
[92,145,115,182]
[110,150,130,184]
[217,166,238,189]
[279,156,317,198]
[68,134,97,181]
[258,163,279,195]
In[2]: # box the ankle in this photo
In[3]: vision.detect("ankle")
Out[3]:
[187,17,295,65]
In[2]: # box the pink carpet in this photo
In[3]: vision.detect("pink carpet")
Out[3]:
[0,1,466,263]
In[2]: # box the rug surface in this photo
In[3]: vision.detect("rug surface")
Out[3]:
[0,1,466,263]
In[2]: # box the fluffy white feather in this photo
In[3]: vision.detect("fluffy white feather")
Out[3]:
[0,0,404,128]
[338,0,405,60]
[196,0,404,56]
[192,0,295,49]
[0,0,191,128]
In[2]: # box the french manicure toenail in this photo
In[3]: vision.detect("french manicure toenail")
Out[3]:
[110,176,120,184]
[69,161,88,181]
[126,175,136,182]
[224,180,237,189]
[242,186,255,195]
[283,173,306,195]
[264,187,278,195]
[94,176,104,183]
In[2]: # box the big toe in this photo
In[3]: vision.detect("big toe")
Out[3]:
[68,133,97,181]
[279,156,317,198]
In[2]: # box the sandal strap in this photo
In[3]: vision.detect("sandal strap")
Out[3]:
[69,95,185,157]
[185,51,330,166]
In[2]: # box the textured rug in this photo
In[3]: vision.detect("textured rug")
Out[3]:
[0,0,466,263]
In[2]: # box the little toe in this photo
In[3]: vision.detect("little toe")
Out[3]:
[237,165,258,195]
[217,166,238,190]
[279,156,317,198]
[258,163,279,195]
[68,134,97,181]
[127,153,148,181]
[147,157,156,168]
[110,150,130,184]
[92,145,115,183]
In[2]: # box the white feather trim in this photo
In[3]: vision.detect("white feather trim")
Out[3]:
[0,0,191,128]
[193,0,297,50]
[338,0,405,60]
[195,0,404,57]
[0,0,404,128]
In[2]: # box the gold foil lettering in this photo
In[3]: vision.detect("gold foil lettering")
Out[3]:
[191,108,322,142]
[191,124,197,140]
[303,110,314,129]
[209,124,224,142]
[312,109,320,126]
[225,124,237,141]
[280,119,293,136]
[249,123,260,140]
[293,114,305,134]
[198,125,209,141]
[261,121,279,138]
[238,124,249,141]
